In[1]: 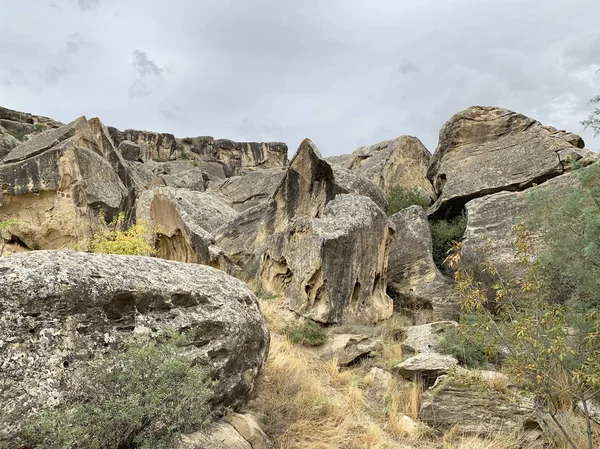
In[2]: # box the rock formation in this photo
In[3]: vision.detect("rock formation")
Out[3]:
[427,106,596,215]
[0,251,270,438]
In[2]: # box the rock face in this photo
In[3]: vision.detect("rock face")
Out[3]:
[331,166,388,211]
[0,251,270,438]
[461,170,580,272]
[0,117,129,249]
[393,353,458,387]
[137,187,238,271]
[420,369,547,443]
[427,106,594,215]
[261,194,394,324]
[387,206,458,320]
[399,321,458,355]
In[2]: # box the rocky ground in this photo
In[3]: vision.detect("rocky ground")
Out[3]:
[0,104,599,448]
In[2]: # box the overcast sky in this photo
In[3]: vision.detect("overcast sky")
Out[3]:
[1,0,599,156]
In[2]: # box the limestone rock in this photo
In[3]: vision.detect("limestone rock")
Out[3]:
[137,187,238,271]
[0,134,128,249]
[347,135,433,195]
[427,106,593,214]
[399,321,458,355]
[393,353,458,387]
[577,400,600,425]
[117,140,142,161]
[0,251,270,438]
[364,367,394,393]
[387,206,458,320]
[0,130,20,159]
[0,105,62,129]
[108,127,177,162]
[261,194,394,324]
[180,422,252,449]
[310,334,382,366]
[225,413,274,449]
[161,168,209,191]
[331,166,388,211]
[211,168,287,212]
[461,171,580,272]
[420,369,547,443]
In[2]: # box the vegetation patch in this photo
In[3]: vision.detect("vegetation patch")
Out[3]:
[84,212,156,256]
[386,185,431,215]
[20,332,212,449]
[282,319,328,346]
[429,213,467,271]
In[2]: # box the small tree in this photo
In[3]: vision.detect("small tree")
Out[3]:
[85,212,156,256]
[582,94,600,137]
[21,332,212,449]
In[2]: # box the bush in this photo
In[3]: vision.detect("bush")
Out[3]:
[430,214,467,270]
[86,212,156,256]
[182,137,194,145]
[0,219,21,257]
[436,320,492,369]
[21,332,212,449]
[282,319,328,346]
[386,185,431,215]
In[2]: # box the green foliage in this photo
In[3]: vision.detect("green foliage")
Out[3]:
[525,163,600,310]
[436,320,492,369]
[34,123,47,133]
[429,214,467,270]
[182,137,194,145]
[0,219,22,257]
[4,127,29,141]
[282,319,328,346]
[581,94,600,137]
[386,185,431,215]
[86,212,156,256]
[21,332,213,449]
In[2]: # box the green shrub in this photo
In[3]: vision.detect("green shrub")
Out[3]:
[386,185,431,215]
[86,212,156,256]
[21,332,212,449]
[282,319,328,346]
[182,137,194,145]
[430,214,467,270]
[436,322,491,369]
[0,219,24,257]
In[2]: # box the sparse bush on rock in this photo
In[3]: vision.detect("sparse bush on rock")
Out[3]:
[386,185,431,215]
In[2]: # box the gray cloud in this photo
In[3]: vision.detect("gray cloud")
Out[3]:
[0,0,599,155]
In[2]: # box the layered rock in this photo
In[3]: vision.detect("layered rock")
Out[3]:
[137,187,238,271]
[398,321,458,355]
[387,206,458,320]
[0,251,270,437]
[309,334,382,366]
[393,353,458,387]
[0,117,129,249]
[327,135,433,196]
[420,369,547,443]
[261,194,394,324]
[427,106,595,215]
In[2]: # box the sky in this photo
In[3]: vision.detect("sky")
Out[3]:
[1,0,599,157]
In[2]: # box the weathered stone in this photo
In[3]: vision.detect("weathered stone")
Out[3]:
[387,206,458,320]
[309,334,382,366]
[331,166,388,211]
[225,413,274,449]
[427,106,593,215]
[420,369,547,443]
[364,367,394,394]
[347,135,433,195]
[117,139,142,161]
[0,130,20,159]
[0,106,62,128]
[261,194,394,324]
[461,171,580,272]
[393,353,458,387]
[137,187,238,271]
[161,168,208,191]
[211,168,287,212]
[108,127,177,162]
[399,321,458,355]
[0,137,128,249]
[180,422,252,449]
[577,400,600,426]
[0,251,270,438]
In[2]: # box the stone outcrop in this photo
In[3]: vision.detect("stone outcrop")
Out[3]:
[461,170,581,272]
[393,353,458,387]
[0,117,129,249]
[137,187,238,271]
[398,321,458,355]
[331,166,388,211]
[261,194,394,324]
[420,369,547,444]
[427,106,596,215]
[211,168,287,212]
[387,206,458,320]
[0,251,270,438]
[309,334,382,366]
[327,135,433,196]
[181,422,252,449]
[225,413,274,449]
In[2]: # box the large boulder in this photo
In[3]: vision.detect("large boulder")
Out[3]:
[309,334,382,366]
[0,251,270,438]
[393,353,458,387]
[0,129,20,159]
[261,194,394,324]
[137,187,238,271]
[0,118,129,249]
[211,168,287,212]
[387,206,458,320]
[331,135,433,196]
[331,166,388,211]
[427,106,595,215]
[399,321,458,355]
[420,369,548,444]
[461,170,581,272]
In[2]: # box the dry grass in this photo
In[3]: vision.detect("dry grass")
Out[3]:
[1,243,28,257]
